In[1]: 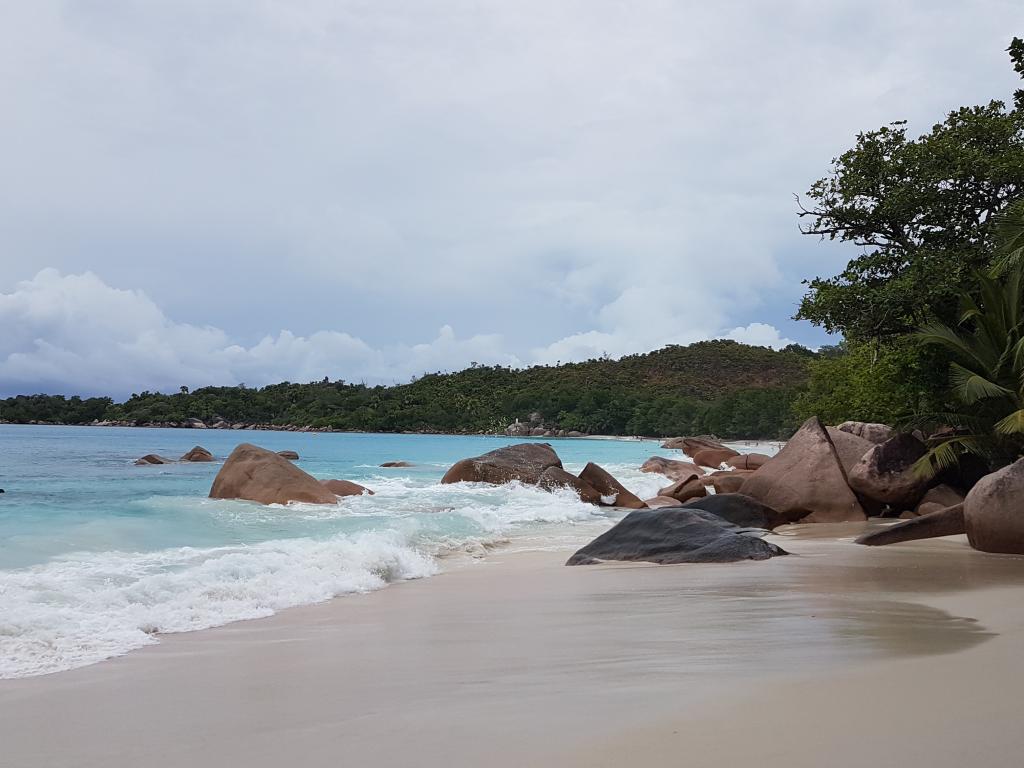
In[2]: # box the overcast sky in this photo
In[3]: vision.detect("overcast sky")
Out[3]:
[1,1,1021,397]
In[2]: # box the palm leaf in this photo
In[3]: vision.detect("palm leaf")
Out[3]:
[995,409,1024,434]
[948,362,1013,403]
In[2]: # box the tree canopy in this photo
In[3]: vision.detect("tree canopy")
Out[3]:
[0,341,810,440]
[795,38,1024,342]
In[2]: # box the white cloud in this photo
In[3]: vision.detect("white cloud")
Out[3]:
[0,2,1018,387]
[0,270,804,396]
[0,270,521,396]
[724,323,795,350]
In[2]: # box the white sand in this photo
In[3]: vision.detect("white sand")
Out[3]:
[2,525,1023,767]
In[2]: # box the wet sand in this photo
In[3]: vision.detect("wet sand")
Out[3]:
[2,524,1024,766]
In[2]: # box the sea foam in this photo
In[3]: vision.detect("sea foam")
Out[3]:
[0,531,437,678]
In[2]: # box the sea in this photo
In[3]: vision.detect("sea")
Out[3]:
[0,425,777,678]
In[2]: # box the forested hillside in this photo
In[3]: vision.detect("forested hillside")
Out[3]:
[1,340,811,439]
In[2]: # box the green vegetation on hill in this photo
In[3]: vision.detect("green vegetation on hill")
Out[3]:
[1,341,810,439]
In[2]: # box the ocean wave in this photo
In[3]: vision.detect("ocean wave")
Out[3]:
[0,531,437,679]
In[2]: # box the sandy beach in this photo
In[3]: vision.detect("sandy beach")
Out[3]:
[1,523,1023,766]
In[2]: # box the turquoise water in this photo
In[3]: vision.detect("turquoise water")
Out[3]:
[0,425,685,677]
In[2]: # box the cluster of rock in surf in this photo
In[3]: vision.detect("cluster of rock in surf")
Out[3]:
[437,441,790,566]
[135,445,298,465]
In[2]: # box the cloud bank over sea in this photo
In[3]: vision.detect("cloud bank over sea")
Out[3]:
[1,2,1018,395]
[0,269,794,396]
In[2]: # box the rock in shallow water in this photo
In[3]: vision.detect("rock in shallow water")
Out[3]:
[566,507,787,565]
[180,445,214,462]
[537,466,602,504]
[320,479,374,497]
[578,462,647,509]
[440,443,561,485]
[209,443,337,505]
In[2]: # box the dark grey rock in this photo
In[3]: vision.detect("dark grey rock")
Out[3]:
[566,507,787,566]
[683,493,787,529]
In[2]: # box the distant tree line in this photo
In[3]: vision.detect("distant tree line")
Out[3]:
[1,340,812,439]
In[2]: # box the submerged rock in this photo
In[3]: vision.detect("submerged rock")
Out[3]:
[209,443,337,505]
[740,417,866,523]
[180,445,214,462]
[566,507,787,565]
[134,454,174,465]
[320,479,374,497]
[578,462,647,509]
[440,443,561,485]
[276,450,300,460]
[537,466,602,504]
[380,461,414,468]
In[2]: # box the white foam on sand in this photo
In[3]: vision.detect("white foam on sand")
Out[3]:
[0,531,437,679]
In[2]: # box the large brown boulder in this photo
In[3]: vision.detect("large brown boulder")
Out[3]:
[701,470,754,494]
[964,458,1024,554]
[740,417,866,523]
[663,437,729,458]
[640,456,702,481]
[847,433,930,509]
[658,476,706,503]
[180,445,214,462]
[209,444,337,505]
[692,447,740,468]
[725,453,771,470]
[837,421,895,444]
[440,443,561,485]
[825,427,874,474]
[914,484,965,518]
[537,466,602,504]
[578,463,646,509]
[320,479,374,497]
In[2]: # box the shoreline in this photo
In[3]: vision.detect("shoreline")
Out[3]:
[3,527,1023,766]
[0,421,773,444]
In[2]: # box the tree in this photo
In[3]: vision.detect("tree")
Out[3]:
[795,38,1024,342]
[917,266,1024,472]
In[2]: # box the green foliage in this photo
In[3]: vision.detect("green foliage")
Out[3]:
[792,338,942,426]
[0,394,113,424]
[0,341,811,439]
[796,38,1024,341]
[917,261,1024,472]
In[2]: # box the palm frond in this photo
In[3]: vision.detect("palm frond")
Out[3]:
[948,362,1013,403]
[995,409,1024,435]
